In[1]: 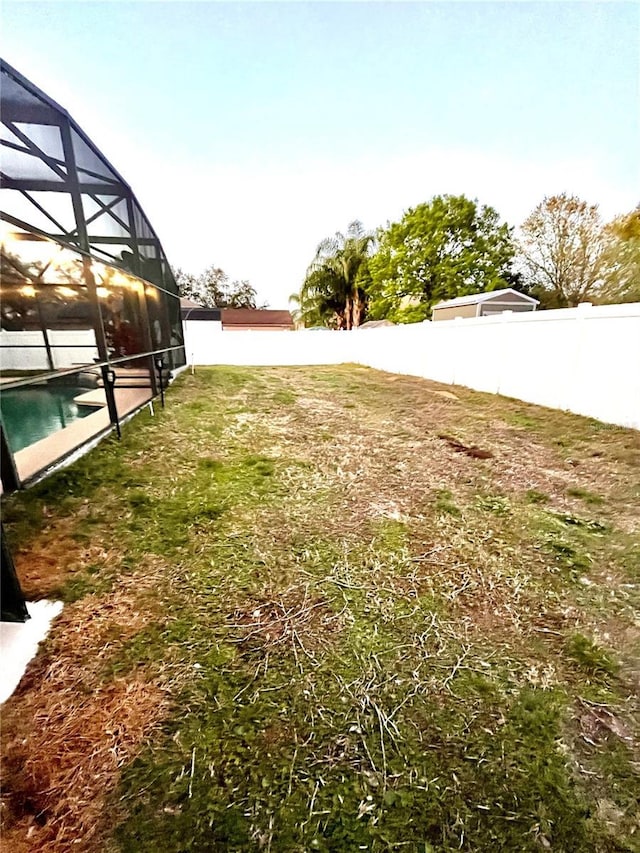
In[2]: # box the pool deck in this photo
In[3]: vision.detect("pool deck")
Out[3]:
[74,388,112,408]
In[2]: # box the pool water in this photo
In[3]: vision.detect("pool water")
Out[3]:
[0,386,93,453]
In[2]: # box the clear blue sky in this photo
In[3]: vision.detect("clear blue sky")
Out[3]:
[3,1,638,307]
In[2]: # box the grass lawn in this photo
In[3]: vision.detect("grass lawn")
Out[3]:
[2,365,639,852]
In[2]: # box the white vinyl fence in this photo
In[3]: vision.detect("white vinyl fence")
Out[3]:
[0,329,98,371]
[184,303,640,429]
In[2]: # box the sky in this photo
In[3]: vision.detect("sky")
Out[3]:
[2,1,638,308]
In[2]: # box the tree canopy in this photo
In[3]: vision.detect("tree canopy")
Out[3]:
[367,195,517,323]
[599,206,640,305]
[173,265,264,309]
[518,193,609,308]
[293,221,375,329]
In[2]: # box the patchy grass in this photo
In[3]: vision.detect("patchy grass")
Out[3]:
[565,633,620,680]
[526,489,550,505]
[2,365,639,852]
[567,486,605,506]
[434,488,462,517]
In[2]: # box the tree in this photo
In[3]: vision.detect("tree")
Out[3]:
[367,195,516,323]
[173,265,263,308]
[599,207,640,304]
[289,268,345,329]
[518,193,609,308]
[295,221,375,329]
[225,279,263,309]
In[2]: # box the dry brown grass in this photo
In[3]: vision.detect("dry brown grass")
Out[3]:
[12,510,122,601]
[2,677,166,853]
[271,369,640,536]
[1,567,169,852]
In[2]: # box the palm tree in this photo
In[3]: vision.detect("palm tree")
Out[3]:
[295,221,375,329]
[290,267,348,329]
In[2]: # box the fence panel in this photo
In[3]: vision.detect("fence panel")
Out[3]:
[184,304,640,429]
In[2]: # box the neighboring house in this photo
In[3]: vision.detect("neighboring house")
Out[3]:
[180,301,293,330]
[431,288,539,321]
[221,309,294,331]
[180,298,221,322]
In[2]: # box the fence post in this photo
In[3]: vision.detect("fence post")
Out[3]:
[569,302,593,415]
[495,311,513,395]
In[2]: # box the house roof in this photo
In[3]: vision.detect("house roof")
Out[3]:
[179,302,294,324]
[432,288,539,310]
[181,307,221,321]
[357,319,396,329]
[180,298,221,321]
[180,297,204,309]
[221,309,294,326]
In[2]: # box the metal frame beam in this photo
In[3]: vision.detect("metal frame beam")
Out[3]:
[2,176,120,195]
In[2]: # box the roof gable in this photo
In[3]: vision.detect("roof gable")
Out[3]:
[432,288,539,310]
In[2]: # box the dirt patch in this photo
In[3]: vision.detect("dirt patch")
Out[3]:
[256,393,476,529]
[437,433,494,459]
[12,571,160,692]
[430,389,459,401]
[13,541,76,599]
[576,698,635,747]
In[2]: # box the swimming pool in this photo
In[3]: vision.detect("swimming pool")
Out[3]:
[0,386,93,453]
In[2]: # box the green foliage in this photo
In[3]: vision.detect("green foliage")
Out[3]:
[293,221,375,329]
[599,206,640,304]
[226,278,262,309]
[367,195,516,323]
[551,512,609,534]
[475,494,511,515]
[290,265,346,329]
